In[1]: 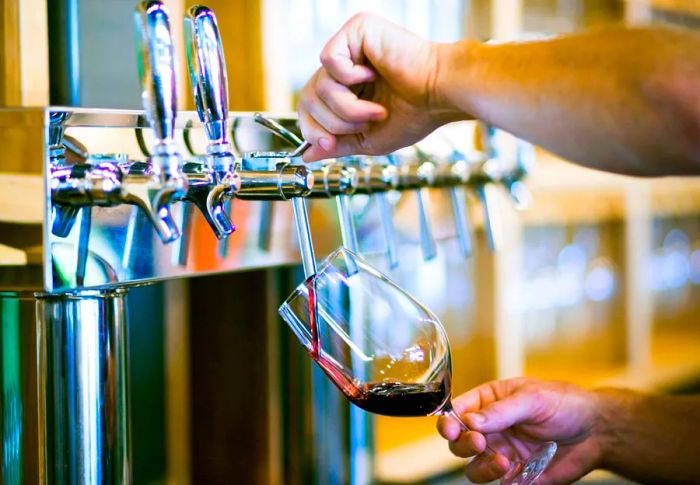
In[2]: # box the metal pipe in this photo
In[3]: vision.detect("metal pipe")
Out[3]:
[291,198,317,278]
[47,0,80,105]
[37,289,131,485]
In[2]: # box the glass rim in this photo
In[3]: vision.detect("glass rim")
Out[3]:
[277,245,447,350]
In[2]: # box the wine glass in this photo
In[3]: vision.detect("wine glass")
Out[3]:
[279,247,556,485]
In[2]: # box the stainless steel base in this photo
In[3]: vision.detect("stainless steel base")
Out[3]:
[1,290,131,485]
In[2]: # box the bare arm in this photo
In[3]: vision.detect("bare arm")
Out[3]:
[596,388,700,484]
[439,28,700,176]
[299,15,700,176]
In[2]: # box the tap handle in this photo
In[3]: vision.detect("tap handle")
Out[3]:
[336,194,359,253]
[377,192,399,269]
[134,1,177,150]
[449,187,473,257]
[185,5,228,145]
[477,121,498,158]
[416,188,437,261]
[477,183,502,252]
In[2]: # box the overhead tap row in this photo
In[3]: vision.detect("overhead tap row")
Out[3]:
[48,1,532,280]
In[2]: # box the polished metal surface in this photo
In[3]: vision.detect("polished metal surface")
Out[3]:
[134,1,177,147]
[185,6,228,146]
[182,5,239,240]
[396,154,438,261]
[37,290,131,485]
[0,294,42,484]
[0,107,529,294]
[132,0,187,245]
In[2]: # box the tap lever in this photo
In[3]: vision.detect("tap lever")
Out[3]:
[398,156,437,262]
[433,158,473,258]
[477,183,502,252]
[416,188,437,261]
[135,1,178,156]
[253,112,302,146]
[449,187,472,257]
[185,5,228,146]
[336,194,359,253]
[377,192,399,269]
[253,112,311,157]
[134,1,186,243]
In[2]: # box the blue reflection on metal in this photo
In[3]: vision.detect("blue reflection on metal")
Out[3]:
[2,298,23,485]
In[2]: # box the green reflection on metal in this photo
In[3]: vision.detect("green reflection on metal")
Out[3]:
[2,297,23,484]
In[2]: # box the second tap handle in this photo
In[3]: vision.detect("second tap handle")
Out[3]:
[416,188,437,261]
[477,183,503,252]
[449,187,473,257]
[377,192,399,269]
[336,194,359,253]
[185,5,228,144]
[135,1,177,149]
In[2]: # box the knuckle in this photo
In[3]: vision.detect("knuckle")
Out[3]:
[316,78,334,101]
[319,50,333,67]
[327,118,349,134]
[349,11,375,26]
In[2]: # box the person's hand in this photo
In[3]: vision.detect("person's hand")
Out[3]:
[297,13,469,162]
[437,378,605,484]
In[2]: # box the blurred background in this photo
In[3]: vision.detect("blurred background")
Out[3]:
[3,0,700,484]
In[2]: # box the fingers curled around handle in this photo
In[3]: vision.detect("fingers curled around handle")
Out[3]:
[315,69,386,123]
[319,15,377,86]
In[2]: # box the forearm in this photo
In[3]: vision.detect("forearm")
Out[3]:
[438,27,700,176]
[594,388,700,483]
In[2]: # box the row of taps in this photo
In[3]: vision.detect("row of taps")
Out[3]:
[48,1,532,284]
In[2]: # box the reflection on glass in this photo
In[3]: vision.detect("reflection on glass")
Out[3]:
[280,248,555,485]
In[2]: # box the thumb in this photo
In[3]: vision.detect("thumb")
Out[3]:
[463,392,542,434]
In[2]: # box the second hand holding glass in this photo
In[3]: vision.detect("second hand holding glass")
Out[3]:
[280,247,556,485]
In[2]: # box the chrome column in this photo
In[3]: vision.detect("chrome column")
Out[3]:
[37,290,131,485]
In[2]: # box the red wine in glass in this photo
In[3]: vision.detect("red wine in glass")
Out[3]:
[286,248,556,485]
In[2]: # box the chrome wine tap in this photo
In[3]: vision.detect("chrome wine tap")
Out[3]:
[395,148,438,261]
[431,150,473,258]
[129,0,187,243]
[182,5,241,242]
[347,155,400,268]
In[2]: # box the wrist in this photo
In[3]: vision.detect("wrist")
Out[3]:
[433,39,482,122]
[430,40,479,123]
[590,387,638,471]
